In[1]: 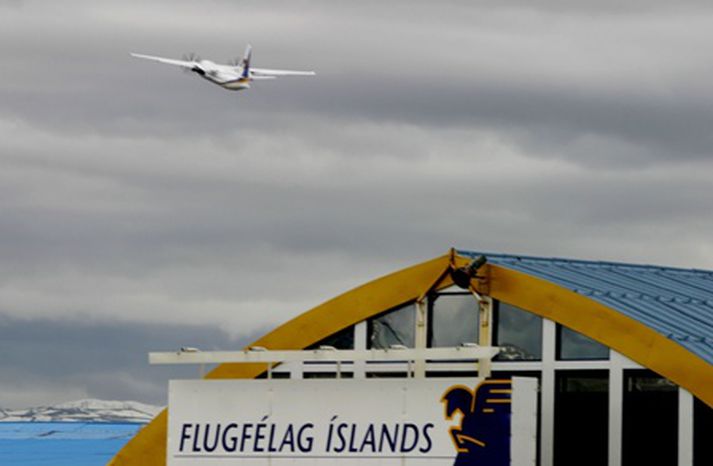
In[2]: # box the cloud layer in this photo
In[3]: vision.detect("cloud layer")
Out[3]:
[1,0,713,404]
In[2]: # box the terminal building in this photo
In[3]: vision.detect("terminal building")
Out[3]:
[111,249,713,466]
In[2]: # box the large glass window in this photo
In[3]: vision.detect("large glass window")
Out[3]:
[622,370,678,466]
[366,371,408,378]
[556,325,609,360]
[306,326,354,350]
[428,293,478,347]
[554,371,608,466]
[303,326,355,378]
[694,397,713,466]
[368,303,415,349]
[493,301,542,360]
[425,370,478,378]
[256,371,290,379]
[303,372,354,379]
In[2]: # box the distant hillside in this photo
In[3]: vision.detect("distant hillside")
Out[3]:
[0,399,162,423]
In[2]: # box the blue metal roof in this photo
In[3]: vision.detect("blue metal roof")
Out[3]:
[458,250,713,365]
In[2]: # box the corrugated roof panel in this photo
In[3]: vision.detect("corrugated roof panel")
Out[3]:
[458,250,713,366]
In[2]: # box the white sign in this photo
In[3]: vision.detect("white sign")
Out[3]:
[168,377,537,466]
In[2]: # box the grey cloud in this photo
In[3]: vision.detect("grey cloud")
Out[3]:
[1,0,713,406]
[0,317,259,407]
[3,1,713,170]
[2,119,712,323]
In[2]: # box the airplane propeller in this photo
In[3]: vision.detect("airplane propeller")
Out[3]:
[182,52,201,63]
[181,53,205,76]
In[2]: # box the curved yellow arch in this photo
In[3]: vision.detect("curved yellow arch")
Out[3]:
[109,253,459,465]
[479,263,713,407]
[110,251,713,465]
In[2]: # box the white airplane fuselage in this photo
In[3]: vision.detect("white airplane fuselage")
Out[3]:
[193,60,251,91]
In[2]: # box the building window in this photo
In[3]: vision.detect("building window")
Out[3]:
[694,397,713,466]
[622,370,678,466]
[365,372,409,378]
[556,324,609,360]
[306,326,354,350]
[554,371,608,466]
[493,301,542,361]
[302,326,355,378]
[425,371,478,378]
[255,371,290,379]
[303,372,354,379]
[428,293,478,347]
[368,303,415,349]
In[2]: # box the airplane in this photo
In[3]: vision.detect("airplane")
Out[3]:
[130,45,315,91]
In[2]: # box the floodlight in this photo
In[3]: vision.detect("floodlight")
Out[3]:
[451,255,487,289]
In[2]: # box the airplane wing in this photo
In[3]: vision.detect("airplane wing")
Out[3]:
[130,53,196,69]
[250,67,316,77]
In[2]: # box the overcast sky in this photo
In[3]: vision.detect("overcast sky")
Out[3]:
[2,0,713,407]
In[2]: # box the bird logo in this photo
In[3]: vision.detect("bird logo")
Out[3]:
[441,379,512,466]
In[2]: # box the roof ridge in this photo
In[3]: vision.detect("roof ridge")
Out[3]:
[456,249,713,275]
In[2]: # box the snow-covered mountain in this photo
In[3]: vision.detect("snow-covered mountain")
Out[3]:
[0,399,162,423]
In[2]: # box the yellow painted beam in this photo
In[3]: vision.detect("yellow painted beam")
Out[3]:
[109,410,167,465]
[109,253,458,465]
[479,263,713,408]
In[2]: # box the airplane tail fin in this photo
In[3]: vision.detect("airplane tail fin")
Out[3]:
[240,44,252,78]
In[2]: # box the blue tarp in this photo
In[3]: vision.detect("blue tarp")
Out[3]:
[0,422,143,465]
